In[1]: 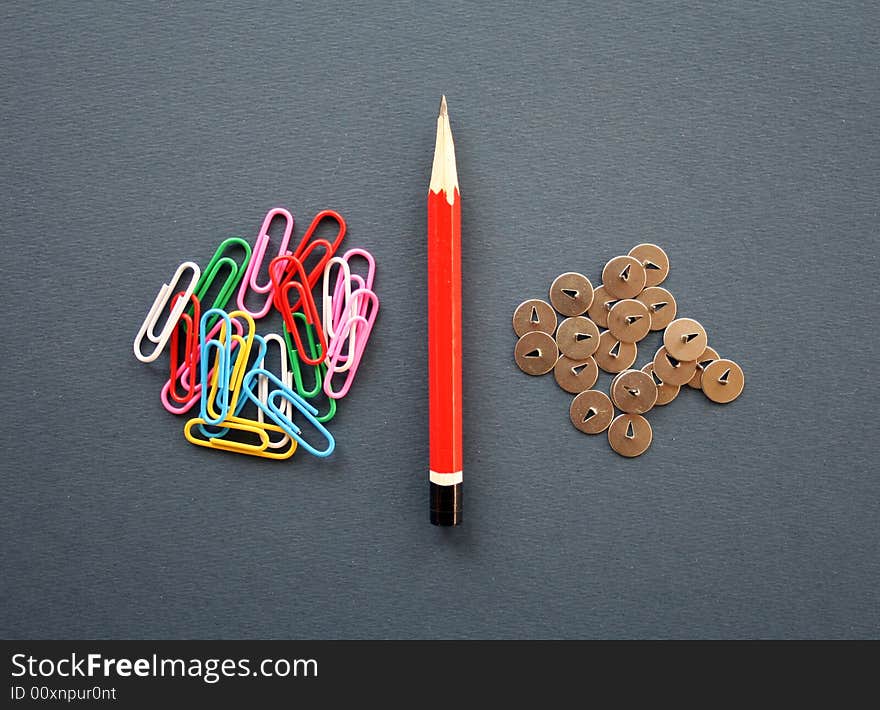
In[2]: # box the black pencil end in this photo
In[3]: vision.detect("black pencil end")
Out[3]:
[430,481,462,526]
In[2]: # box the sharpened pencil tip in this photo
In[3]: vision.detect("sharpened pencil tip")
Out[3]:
[430,94,458,198]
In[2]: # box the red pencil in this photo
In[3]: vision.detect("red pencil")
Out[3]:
[428,95,462,526]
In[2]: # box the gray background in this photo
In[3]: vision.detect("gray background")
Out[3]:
[1,1,877,639]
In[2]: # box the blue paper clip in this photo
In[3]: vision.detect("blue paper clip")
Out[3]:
[199,308,234,426]
[267,390,335,457]
[199,332,268,440]
[240,368,335,457]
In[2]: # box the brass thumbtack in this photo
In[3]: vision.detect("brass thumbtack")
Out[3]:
[514,331,559,375]
[569,390,615,435]
[701,359,745,403]
[602,256,647,300]
[595,330,637,373]
[556,316,600,360]
[553,355,599,394]
[607,299,652,343]
[652,346,698,386]
[611,369,658,415]
[663,317,708,362]
[628,243,670,287]
[549,272,594,317]
[512,298,557,337]
[608,414,653,457]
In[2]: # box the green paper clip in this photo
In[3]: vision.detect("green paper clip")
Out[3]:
[190,237,252,328]
[285,313,324,398]
[284,314,336,423]
[309,389,336,423]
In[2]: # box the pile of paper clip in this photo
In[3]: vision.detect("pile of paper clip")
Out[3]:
[132,207,378,460]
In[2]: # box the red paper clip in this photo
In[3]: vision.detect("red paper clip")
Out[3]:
[168,292,201,404]
[287,210,346,303]
[270,255,327,366]
[269,254,304,314]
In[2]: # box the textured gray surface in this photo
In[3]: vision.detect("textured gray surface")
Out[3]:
[1,1,878,639]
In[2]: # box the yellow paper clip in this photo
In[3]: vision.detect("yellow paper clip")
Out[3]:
[184,417,297,460]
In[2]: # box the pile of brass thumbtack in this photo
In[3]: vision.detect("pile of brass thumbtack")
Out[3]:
[512,244,744,457]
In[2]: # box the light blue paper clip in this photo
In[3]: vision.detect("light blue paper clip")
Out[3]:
[199,308,233,426]
[241,368,335,458]
[199,333,268,439]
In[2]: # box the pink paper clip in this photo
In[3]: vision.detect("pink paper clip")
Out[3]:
[335,274,368,368]
[340,249,376,328]
[236,207,294,318]
[324,288,379,399]
[341,248,376,291]
[338,273,365,319]
[323,248,377,372]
